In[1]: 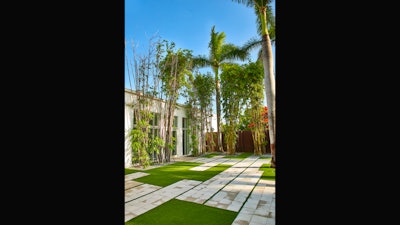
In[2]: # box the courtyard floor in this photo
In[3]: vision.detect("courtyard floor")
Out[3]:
[125,154,275,225]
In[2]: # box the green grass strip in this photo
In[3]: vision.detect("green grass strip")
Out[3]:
[125,168,137,175]
[201,152,221,158]
[223,152,253,159]
[126,162,231,187]
[125,199,238,225]
[259,163,275,180]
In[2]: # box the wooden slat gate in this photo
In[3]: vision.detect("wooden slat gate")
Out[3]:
[205,131,270,154]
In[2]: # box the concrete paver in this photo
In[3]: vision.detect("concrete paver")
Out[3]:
[176,157,257,204]
[222,158,244,165]
[125,155,275,225]
[125,180,142,190]
[190,157,232,171]
[125,179,202,222]
[188,155,225,163]
[204,158,267,212]
[125,172,149,181]
[232,179,275,225]
[125,183,162,202]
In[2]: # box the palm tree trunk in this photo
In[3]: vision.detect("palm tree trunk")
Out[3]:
[215,69,224,153]
[200,110,206,155]
[261,34,276,168]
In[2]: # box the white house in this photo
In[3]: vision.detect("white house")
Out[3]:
[125,88,216,168]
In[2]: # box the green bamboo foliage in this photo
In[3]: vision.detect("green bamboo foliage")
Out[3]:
[232,0,276,167]
[220,64,247,155]
[223,124,237,154]
[183,68,197,156]
[129,112,152,168]
[221,61,265,155]
[126,36,163,168]
[159,41,193,162]
[192,25,249,153]
[248,106,266,155]
[191,72,215,155]
[243,62,265,155]
[185,78,199,156]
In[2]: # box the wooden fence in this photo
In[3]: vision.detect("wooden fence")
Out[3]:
[205,130,270,154]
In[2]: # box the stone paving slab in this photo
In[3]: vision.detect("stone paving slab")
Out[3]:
[190,157,232,171]
[125,156,275,224]
[232,179,275,225]
[176,157,259,205]
[173,155,242,166]
[125,180,143,190]
[245,158,270,171]
[188,155,225,163]
[221,158,243,165]
[125,183,162,203]
[204,158,266,212]
[125,172,149,181]
[125,179,202,222]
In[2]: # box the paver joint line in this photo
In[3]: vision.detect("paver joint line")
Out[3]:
[125,155,275,225]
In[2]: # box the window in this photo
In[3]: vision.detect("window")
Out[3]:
[132,110,136,125]
[182,117,187,128]
[149,113,160,127]
[172,130,177,155]
[149,112,160,138]
[173,116,178,128]
[182,117,189,155]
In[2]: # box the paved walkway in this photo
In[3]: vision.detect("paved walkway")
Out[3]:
[125,154,275,225]
[189,155,233,171]
[125,179,202,221]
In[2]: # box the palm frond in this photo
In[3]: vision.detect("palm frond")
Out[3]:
[192,56,212,69]
[266,6,275,26]
[269,26,275,45]
[220,43,250,62]
[253,2,275,44]
[231,0,255,7]
[209,25,217,57]
[242,37,262,53]
[266,8,275,44]
[254,6,263,36]
[255,0,274,7]
[209,26,226,62]
[233,0,274,8]
[256,48,262,62]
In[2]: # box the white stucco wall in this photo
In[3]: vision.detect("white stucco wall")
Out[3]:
[125,104,133,168]
[125,89,197,168]
[173,105,186,157]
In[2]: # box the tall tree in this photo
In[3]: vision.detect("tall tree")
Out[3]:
[242,61,266,156]
[159,41,193,162]
[232,0,276,167]
[193,25,249,153]
[192,72,215,155]
[220,63,247,155]
[125,36,163,168]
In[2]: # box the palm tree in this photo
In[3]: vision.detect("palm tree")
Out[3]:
[193,25,249,153]
[232,0,276,167]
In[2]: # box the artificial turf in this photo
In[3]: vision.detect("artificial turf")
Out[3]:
[124,155,274,224]
[125,162,231,187]
[259,163,275,180]
[223,152,253,159]
[125,168,136,175]
[201,152,221,158]
[125,199,238,225]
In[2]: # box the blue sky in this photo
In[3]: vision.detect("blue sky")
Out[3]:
[125,0,275,101]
